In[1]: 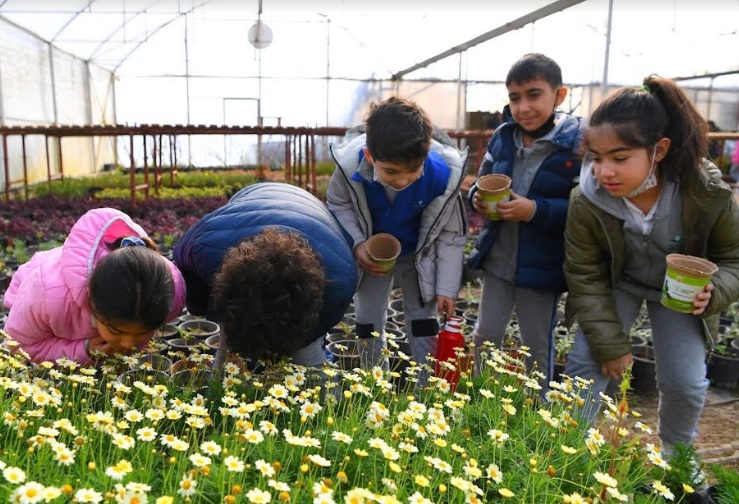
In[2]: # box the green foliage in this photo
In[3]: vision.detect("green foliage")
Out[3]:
[94,186,230,200]
[30,178,98,199]
[162,234,177,249]
[38,239,64,251]
[316,160,336,176]
[7,240,31,264]
[554,325,574,363]
[659,443,706,500]
[708,463,739,503]
[29,170,265,200]
[711,330,738,357]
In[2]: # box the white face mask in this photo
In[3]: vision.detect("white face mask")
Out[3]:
[625,145,659,199]
[373,169,416,193]
[380,179,413,193]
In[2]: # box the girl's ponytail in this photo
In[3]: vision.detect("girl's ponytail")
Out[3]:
[587,75,708,184]
[643,75,708,183]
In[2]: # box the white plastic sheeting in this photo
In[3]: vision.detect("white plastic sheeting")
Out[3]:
[0,0,737,177]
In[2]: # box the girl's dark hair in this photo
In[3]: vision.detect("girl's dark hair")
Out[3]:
[586,75,708,183]
[89,238,174,331]
[365,96,432,170]
[213,227,325,361]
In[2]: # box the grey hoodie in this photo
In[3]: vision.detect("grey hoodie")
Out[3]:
[327,131,468,303]
[579,161,682,292]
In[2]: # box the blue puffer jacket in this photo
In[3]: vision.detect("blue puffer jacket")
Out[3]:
[467,110,585,292]
[174,182,358,342]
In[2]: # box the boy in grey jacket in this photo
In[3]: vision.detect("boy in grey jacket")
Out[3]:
[327,97,467,379]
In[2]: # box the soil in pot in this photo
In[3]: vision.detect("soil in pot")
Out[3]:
[178,319,220,339]
[167,337,207,353]
[155,323,180,340]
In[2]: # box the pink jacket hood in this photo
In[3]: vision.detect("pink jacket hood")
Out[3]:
[3,208,186,364]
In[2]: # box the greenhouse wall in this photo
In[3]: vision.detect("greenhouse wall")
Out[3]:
[0,17,116,193]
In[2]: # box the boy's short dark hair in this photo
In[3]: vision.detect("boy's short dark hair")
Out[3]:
[506,53,562,89]
[365,96,432,170]
[212,227,325,361]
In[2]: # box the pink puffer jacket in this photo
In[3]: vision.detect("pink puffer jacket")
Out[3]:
[3,208,186,364]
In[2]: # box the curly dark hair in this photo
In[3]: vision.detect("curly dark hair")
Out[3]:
[212,227,325,361]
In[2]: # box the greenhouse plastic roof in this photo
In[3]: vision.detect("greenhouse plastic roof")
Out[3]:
[1,0,738,86]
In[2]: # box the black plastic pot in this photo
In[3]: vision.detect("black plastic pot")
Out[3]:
[706,352,739,389]
[631,344,657,393]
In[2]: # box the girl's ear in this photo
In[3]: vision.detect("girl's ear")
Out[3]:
[655,137,672,163]
[555,86,568,107]
[362,146,373,164]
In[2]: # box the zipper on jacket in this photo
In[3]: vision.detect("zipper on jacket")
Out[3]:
[584,202,618,287]
[414,154,469,300]
[416,154,468,255]
[329,144,370,237]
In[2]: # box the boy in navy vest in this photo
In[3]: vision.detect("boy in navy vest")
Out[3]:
[467,53,586,390]
[328,97,468,379]
[174,183,358,369]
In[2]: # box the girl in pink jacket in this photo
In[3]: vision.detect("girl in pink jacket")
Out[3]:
[3,208,186,365]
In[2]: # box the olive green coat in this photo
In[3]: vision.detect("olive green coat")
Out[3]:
[564,163,739,364]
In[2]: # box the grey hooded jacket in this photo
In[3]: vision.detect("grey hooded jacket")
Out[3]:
[327,128,468,303]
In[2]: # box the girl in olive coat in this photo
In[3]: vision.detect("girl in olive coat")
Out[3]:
[563,75,739,453]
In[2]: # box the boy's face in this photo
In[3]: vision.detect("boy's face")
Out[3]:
[507,78,567,133]
[363,147,423,190]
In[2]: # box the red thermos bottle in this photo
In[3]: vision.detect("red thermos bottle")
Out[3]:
[434,316,465,389]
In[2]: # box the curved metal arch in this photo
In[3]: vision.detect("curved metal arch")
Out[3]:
[89,0,178,62]
[50,0,99,42]
[109,0,214,73]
